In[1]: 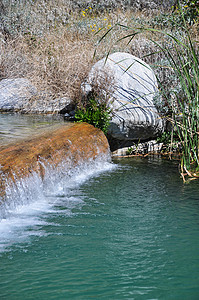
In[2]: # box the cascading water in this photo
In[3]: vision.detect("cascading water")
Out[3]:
[0,121,112,252]
[0,155,115,253]
[0,115,199,299]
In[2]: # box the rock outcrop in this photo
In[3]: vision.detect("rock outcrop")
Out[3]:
[0,123,110,200]
[85,52,164,151]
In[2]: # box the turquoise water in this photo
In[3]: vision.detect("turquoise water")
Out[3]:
[0,156,199,299]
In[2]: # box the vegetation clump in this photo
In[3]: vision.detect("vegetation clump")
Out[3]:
[75,97,111,135]
[141,2,199,179]
[98,0,198,179]
[155,3,199,180]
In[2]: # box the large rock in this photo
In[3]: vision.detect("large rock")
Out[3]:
[0,123,110,200]
[0,78,38,112]
[0,78,72,113]
[84,52,164,151]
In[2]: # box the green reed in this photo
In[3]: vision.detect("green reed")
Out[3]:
[99,1,199,178]
[156,20,199,177]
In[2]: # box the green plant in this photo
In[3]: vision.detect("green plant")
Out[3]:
[75,97,111,134]
[156,130,182,153]
[126,147,134,155]
[100,0,199,179]
[153,0,199,28]
[148,11,198,178]
[158,3,198,178]
[180,0,199,25]
[157,131,172,144]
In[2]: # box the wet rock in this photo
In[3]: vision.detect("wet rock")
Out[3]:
[64,110,76,121]
[0,123,110,200]
[59,98,76,116]
[37,96,73,114]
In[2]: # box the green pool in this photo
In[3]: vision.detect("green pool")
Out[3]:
[0,155,199,299]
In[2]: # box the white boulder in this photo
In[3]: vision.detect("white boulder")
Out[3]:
[85,52,164,149]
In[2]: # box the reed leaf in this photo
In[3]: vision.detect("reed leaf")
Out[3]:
[99,0,199,178]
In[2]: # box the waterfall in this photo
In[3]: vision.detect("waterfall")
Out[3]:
[0,123,114,251]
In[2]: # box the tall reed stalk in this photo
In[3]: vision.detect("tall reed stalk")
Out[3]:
[159,14,199,179]
[100,1,199,180]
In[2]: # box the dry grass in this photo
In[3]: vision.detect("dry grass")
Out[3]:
[0,31,96,102]
[0,22,128,103]
[1,0,172,37]
[0,7,143,104]
[28,32,95,102]
[0,1,197,108]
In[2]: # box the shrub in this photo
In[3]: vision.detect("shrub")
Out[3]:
[75,95,111,134]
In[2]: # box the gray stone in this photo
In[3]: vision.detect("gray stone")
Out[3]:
[0,78,73,113]
[112,140,163,156]
[0,78,37,112]
[39,97,73,114]
[64,110,76,121]
[85,52,164,149]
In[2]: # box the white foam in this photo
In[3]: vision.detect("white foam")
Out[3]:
[0,156,116,253]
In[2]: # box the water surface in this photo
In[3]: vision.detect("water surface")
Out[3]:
[0,113,65,145]
[0,156,199,299]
